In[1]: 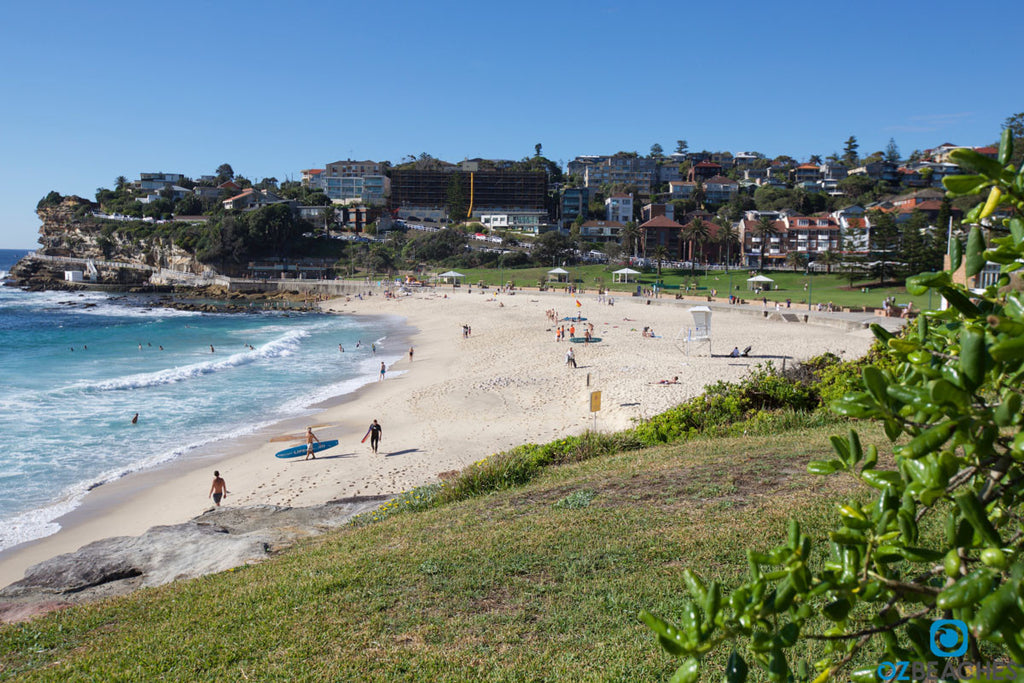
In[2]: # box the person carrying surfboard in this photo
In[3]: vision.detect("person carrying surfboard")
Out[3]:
[304,426,321,460]
[364,419,382,454]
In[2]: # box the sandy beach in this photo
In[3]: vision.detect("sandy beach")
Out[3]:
[0,287,889,589]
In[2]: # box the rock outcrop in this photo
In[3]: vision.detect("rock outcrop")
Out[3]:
[0,496,390,623]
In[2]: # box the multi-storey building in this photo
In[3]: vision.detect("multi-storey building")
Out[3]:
[138,172,185,190]
[605,193,633,223]
[560,187,589,229]
[738,215,842,267]
[389,170,547,220]
[579,220,623,243]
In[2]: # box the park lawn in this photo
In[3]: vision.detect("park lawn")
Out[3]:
[0,424,894,682]
[446,265,935,311]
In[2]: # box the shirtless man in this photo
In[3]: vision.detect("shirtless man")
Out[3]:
[304,426,321,460]
[209,471,228,506]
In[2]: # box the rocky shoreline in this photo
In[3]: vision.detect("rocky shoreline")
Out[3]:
[0,496,390,623]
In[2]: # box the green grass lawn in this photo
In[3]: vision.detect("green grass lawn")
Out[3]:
[443,265,935,312]
[0,424,894,682]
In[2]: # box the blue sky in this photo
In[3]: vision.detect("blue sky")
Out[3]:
[1,0,1020,247]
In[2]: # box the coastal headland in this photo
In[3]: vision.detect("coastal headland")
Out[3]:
[0,286,894,615]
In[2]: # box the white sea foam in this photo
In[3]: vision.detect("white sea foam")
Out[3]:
[66,329,310,393]
[0,415,286,552]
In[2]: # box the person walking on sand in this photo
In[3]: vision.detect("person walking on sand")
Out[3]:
[304,426,321,460]
[409,346,414,362]
[209,471,228,506]
[379,361,386,381]
[565,348,576,368]
[368,419,382,454]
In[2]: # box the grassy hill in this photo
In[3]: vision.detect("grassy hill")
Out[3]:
[0,422,892,682]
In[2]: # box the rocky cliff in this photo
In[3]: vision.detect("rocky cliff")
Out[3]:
[9,195,207,287]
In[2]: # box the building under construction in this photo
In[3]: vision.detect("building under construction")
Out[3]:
[389,170,547,215]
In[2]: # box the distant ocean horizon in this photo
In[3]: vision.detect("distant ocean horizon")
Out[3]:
[0,250,409,552]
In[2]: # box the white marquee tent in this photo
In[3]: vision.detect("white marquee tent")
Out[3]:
[612,267,641,283]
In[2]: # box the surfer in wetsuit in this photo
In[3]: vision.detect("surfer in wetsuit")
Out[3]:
[368,419,382,454]
[209,471,228,506]
[304,426,321,460]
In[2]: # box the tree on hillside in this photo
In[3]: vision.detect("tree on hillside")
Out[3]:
[714,217,739,266]
[651,244,669,277]
[754,215,778,271]
[885,137,901,164]
[446,174,468,223]
[320,205,337,232]
[216,164,235,182]
[842,135,859,166]
[533,230,573,265]
[115,176,128,191]
[650,143,664,158]
[620,221,640,258]
[866,209,899,283]
[685,217,710,263]
[534,143,542,158]
[675,139,688,155]
[808,154,822,166]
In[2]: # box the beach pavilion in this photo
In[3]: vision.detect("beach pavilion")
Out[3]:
[438,270,466,285]
[612,267,641,284]
[746,274,774,290]
[547,267,570,283]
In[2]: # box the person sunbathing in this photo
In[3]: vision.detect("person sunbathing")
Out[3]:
[656,376,680,384]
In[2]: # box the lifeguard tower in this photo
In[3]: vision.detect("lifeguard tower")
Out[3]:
[676,305,712,356]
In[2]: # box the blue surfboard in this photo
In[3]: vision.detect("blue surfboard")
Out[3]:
[275,439,339,459]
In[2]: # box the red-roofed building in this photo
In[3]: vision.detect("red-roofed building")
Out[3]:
[791,164,822,184]
[687,161,722,182]
[301,168,325,190]
[639,215,684,259]
[974,146,998,159]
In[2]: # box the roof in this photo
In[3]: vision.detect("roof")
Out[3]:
[581,220,624,228]
[639,215,684,229]
[302,168,324,175]
[796,163,820,170]
[974,146,998,154]
[705,175,738,185]
[694,161,722,168]
[609,193,632,199]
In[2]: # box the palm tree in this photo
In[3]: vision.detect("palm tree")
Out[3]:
[619,221,640,258]
[818,250,838,274]
[115,176,128,191]
[320,205,337,233]
[786,251,807,272]
[685,217,710,264]
[754,216,779,271]
[652,244,669,277]
[714,218,739,267]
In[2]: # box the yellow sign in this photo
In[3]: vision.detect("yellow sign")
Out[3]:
[590,391,602,412]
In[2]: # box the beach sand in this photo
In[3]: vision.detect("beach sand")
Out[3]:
[0,288,885,588]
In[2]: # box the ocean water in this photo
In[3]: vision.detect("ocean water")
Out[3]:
[0,251,406,551]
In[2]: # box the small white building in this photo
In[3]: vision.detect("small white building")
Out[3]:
[64,270,84,282]
[605,193,633,224]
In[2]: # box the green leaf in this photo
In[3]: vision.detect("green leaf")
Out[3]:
[943,174,988,195]
[950,148,1006,178]
[725,650,749,683]
[906,271,948,295]
[950,237,963,271]
[990,336,1024,362]
[862,366,888,405]
[639,611,687,656]
[965,226,986,278]
[1009,217,1024,244]
[669,657,700,683]
[999,127,1014,166]
[959,327,987,390]
[807,460,840,475]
